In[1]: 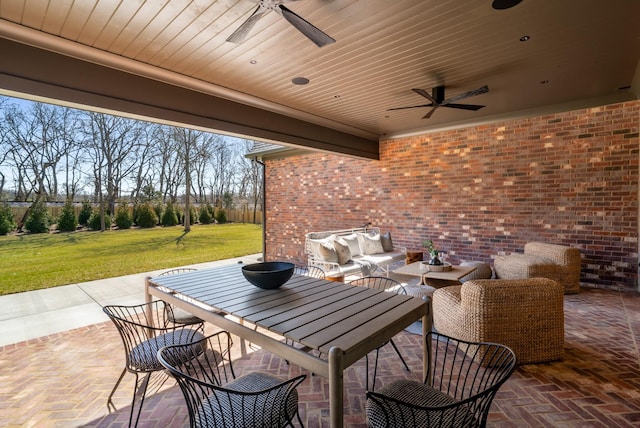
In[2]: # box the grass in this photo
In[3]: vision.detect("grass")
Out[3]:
[0,223,263,295]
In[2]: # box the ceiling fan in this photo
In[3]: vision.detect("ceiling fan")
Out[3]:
[227,0,335,47]
[389,85,489,119]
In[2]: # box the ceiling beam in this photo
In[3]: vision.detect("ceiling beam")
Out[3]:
[0,31,379,160]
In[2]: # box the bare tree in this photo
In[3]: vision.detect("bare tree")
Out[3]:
[83,112,143,229]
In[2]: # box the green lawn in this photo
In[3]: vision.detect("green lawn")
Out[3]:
[0,223,262,295]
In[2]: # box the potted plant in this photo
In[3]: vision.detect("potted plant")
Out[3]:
[422,239,443,265]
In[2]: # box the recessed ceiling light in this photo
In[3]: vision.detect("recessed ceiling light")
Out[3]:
[492,0,524,10]
[520,35,530,42]
[292,77,310,85]
[334,95,341,99]
[250,59,257,64]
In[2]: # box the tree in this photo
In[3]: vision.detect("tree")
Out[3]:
[84,112,143,230]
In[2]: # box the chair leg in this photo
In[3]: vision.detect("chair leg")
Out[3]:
[129,372,151,428]
[389,339,410,372]
[107,367,127,412]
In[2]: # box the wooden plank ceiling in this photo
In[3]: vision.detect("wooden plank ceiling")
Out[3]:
[0,0,638,156]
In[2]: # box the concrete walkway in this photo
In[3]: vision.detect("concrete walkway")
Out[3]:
[0,253,262,347]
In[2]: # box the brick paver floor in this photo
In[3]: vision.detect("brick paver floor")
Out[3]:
[1,287,640,427]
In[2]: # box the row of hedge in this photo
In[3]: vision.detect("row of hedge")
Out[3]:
[0,200,227,235]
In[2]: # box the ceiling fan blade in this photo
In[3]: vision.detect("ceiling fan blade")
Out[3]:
[387,103,434,111]
[441,85,489,106]
[279,5,335,47]
[442,103,486,111]
[226,6,268,43]
[412,88,437,105]
[423,106,438,119]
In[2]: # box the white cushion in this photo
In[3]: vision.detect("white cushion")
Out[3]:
[357,232,385,255]
[334,238,352,265]
[309,235,336,260]
[318,239,339,263]
[342,234,361,257]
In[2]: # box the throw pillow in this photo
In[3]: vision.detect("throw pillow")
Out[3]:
[309,235,336,260]
[318,239,339,263]
[334,238,352,265]
[357,232,385,255]
[381,231,394,252]
[342,233,361,257]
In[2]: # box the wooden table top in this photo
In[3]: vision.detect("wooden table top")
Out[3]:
[149,264,427,358]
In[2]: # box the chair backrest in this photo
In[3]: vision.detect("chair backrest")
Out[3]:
[103,300,203,372]
[348,276,406,295]
[294,265,326,279]
[366,332,516,427]
[159,268,198,276]
[158,332,306,427]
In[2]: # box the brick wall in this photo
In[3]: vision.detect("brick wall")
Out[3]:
[264,101,640,291]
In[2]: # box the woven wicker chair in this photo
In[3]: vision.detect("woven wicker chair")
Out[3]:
[348,276,410,391]
[366,332,516,427]
[158,268,204,324]
[103,300,206,427]
[493,242,581,294]
[158,331,306,428]
[432,278,564,364]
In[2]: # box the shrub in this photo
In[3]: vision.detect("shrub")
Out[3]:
[115,204,133,229]
[0,201,16,235]
[199,204,213,224]
[135,203,158,228]
[78,200,93,226]
[25,200,50,234]
[154,204,163,222]
[189,206,197,225]
[161,202,179,226]
[215,209,227,224]
[88,211,112,231]
[57,200,78,232]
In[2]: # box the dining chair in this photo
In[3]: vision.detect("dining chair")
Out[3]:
[103,300,206,427]
[158,331,307,428]
[366,331,516,427]
[347,276,411,391]
[294,264,326,279]
[158,268,204,325]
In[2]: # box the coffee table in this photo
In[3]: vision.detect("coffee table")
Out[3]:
[393,261,477,287]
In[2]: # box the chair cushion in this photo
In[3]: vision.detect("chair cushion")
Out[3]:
[196,372,299,428]
[168,306,203,324]
[129,329,205,371]
[366,379,475,427]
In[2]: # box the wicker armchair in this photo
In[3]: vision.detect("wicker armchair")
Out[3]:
[432,278,564,364]
[493,242,581,294]
[103,300,206,427]
[158,331,306,428]
[366,332,516,427]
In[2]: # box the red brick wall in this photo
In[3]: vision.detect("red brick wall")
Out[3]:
[264,101,640,291]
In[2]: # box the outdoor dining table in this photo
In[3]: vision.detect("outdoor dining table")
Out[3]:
[145,263,431,427]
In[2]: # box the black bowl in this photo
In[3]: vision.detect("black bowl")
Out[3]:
[241,262,295,289]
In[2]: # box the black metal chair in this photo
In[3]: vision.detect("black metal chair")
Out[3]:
[348,276,411,391]
[158,268,204,325]
[366,332,516,427]
[103,300,206,427]
[158,331,307,428]
[294,265,326,279]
